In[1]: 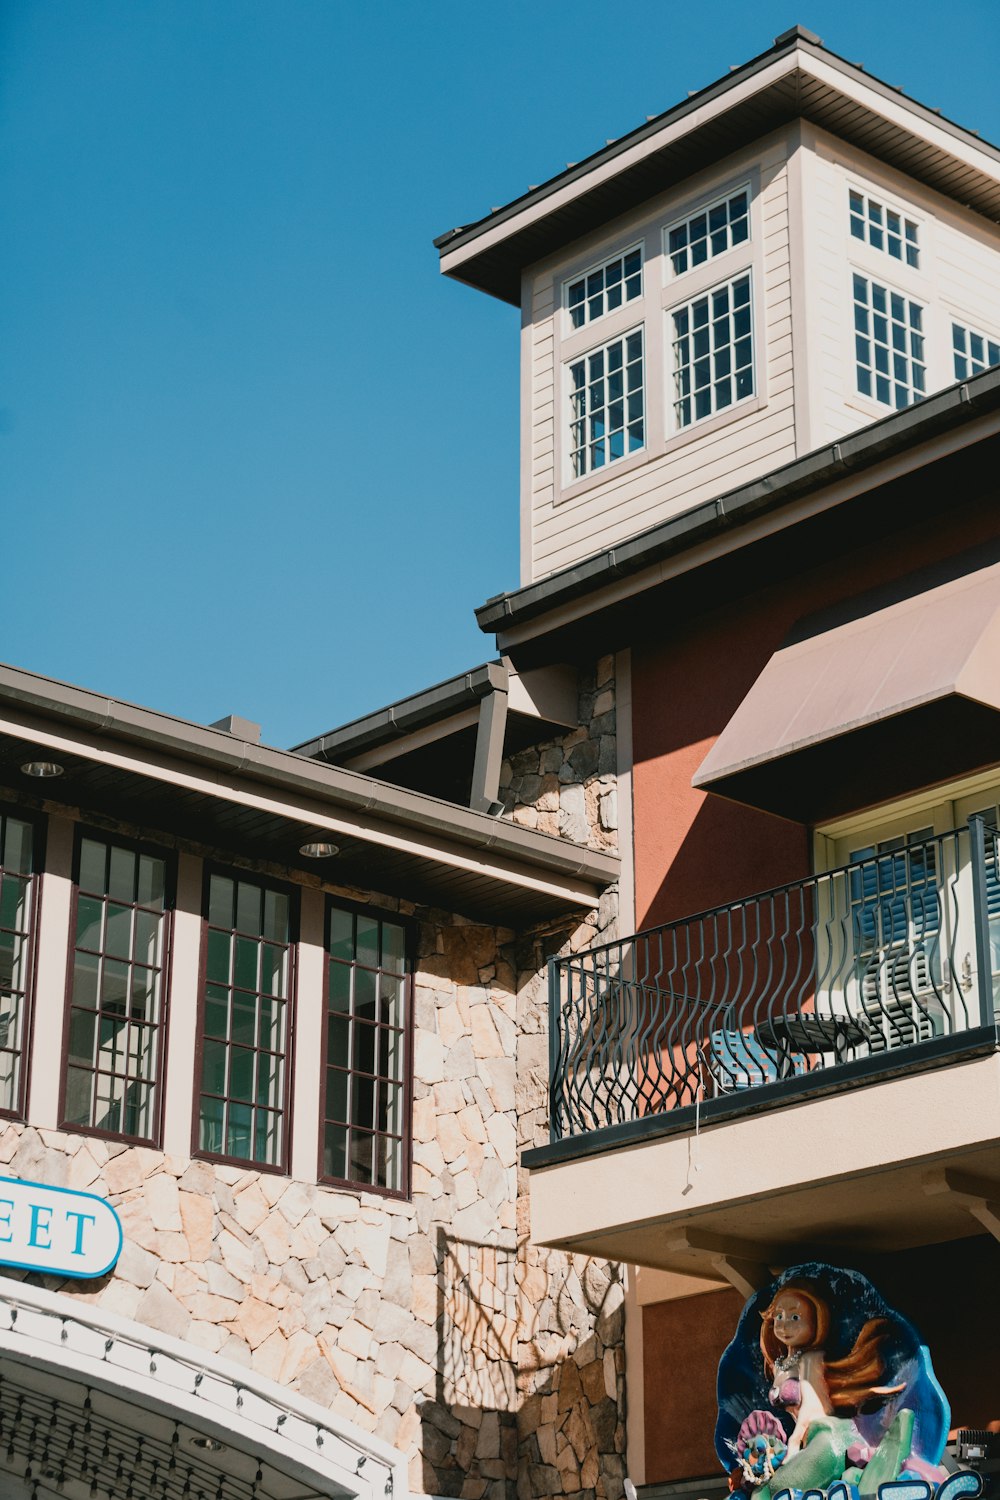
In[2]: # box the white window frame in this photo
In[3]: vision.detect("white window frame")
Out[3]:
[951,317,1000,381]
[666,270,755,433]
[850,270,927,411]
[816,774,1000,1031]
[562,243,644,334]
[565,325,646,482]
[663,182,752,280]
[847,185,921,270]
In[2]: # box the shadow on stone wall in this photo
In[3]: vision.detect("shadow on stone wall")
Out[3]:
[416,1230,626,1500]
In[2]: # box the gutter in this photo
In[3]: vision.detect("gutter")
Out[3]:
[293,661,507,761]
[475,367,1000,639]
[0,663,618,888]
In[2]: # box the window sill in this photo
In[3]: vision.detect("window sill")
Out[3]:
[663,391,766,455]
[554,393,767,506]
[555,445,650,506]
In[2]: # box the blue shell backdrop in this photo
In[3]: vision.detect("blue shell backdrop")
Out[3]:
[714,1262,950,1474]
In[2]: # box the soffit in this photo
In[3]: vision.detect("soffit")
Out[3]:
[439,42,1000,305]
[0,724,614,927]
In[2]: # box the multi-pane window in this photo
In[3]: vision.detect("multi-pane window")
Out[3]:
[323,905,410,1195]
[198,872,294,1168]
[63,835,169,1142]
[952,321,1000,380]
[848,829,942,1026]
[853,275,926,409]
[566,247,642,330]
[666,188,749,277]
[849,190,919,269]
[671,273,753,428]
[0,812,37,1118]
[568,329,644,478]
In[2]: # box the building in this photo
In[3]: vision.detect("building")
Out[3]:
[0,663,626,1500]
[5,23,1000,1500]
[436,23,1000,1500]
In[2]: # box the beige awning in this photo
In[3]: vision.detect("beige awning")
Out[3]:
[693,561,1000,822]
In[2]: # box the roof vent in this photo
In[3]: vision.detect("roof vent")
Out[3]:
[210,714,261,743]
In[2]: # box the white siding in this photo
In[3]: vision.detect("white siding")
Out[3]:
[524,128,799,583]
[801,123,1000,450]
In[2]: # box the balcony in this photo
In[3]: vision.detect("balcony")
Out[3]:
[524,819,1000,1279]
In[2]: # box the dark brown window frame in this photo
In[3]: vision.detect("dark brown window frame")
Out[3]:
[318,895,415,1201]
[192,863,299,1176]
[59,825,177,1149]
[0,802,46,1125]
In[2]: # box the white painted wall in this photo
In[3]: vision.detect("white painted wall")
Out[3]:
[521,126,798,584]
[800,123,1000,452]
[520,120,1000,585]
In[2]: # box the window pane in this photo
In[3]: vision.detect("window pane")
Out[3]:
[235,882,261,936]
[79,839,106,894]
[108,846,135,904]
[137,855,165,910]
[209,876,233,929]
[198,871,293,1168]
[674,274,753,428]
[323,903,410,1190]
[3,821,32,877]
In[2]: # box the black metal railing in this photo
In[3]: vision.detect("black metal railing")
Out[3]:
[550,818,1000,1142]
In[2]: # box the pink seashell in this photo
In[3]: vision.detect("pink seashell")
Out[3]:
[737,1411,787,1449]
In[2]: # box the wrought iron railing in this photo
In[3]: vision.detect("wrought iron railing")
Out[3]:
[550,818,1000,1142]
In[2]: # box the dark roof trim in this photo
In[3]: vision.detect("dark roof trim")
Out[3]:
[475,367,1000,640]
[293,661,506,762]
[435,29,1000,304]
[0,663,618,886]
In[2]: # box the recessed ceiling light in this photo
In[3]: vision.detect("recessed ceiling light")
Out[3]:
[20,760,64,778]
[299,841,339,858]
[190,1436,226,1453]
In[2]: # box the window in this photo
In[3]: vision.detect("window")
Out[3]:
[198,871,295,1169]
[0,811,38,1119]
[666,187,749,277]
[952,321,1000,380]
[566,246,642,330]
[322,903,410,1195]
[849,189,919,269]
[671,273,753,428]
[62,833,171,1142]
[568,328,644,478]
[852,274,926,408]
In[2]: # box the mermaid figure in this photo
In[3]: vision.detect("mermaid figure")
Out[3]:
[751,1280,903,1499]
[716,1265,950,1500]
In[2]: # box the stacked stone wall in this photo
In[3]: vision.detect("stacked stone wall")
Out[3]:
[504,655,629,1500]
[0,654,627,1500]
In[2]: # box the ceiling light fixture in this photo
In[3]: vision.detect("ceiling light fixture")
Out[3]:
[299,841,339,859]
[190,1436,226,1453]
[20,760,64,778]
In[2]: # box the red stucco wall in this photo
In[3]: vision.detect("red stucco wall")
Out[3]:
[631,491,1000,931]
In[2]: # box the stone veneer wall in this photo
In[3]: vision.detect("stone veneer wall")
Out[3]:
[0,655,626,1500]
[503,655,629,1500]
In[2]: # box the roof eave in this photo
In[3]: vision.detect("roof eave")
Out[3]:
[475,367,1000,644]
[436,33,1000,305]
[0,662,618,893]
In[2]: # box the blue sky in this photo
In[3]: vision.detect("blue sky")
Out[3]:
[3,0,1000,747]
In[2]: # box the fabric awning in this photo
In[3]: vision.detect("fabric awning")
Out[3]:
[693,561,1000,822]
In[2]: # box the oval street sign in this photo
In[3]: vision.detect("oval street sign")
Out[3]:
[0,1175,123,1279]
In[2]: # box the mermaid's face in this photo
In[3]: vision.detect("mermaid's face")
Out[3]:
[771,1292,816,1351]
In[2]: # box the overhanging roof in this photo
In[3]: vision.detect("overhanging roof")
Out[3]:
[0,663,618,925]
[475,367,1000,660]
[292,662,508,762]
[436,27,1000,305]
[693,559,1000,822]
